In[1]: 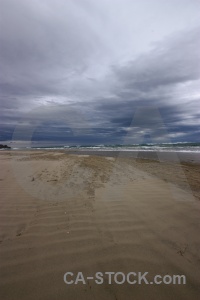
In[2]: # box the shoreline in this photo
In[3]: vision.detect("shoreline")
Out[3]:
[2,148,200,163]
[64,149,200,164]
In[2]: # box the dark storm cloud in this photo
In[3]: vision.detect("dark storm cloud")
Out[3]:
[89,28,200,142]
[0,0,200,145]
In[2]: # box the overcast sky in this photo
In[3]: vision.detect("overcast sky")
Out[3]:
[1,0,200,146]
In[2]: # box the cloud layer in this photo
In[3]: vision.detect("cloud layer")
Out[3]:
[1,0,200,145]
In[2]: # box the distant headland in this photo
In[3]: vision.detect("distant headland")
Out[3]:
[0,144,11,149]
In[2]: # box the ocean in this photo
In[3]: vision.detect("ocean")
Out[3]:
[26,142,200,153]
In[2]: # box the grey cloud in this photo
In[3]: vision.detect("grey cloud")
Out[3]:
[0,0,105,96]
[113,28,200,97]
[1,0,200,144]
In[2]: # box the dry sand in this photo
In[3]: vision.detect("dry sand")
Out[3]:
[0,150,200,300]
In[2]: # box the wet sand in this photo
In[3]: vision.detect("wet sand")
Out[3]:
[66,149,200,163]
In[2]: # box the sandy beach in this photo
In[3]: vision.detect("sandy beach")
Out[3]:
[0,150,200,300]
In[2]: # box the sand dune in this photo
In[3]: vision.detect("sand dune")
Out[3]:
[0,151,200,300]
